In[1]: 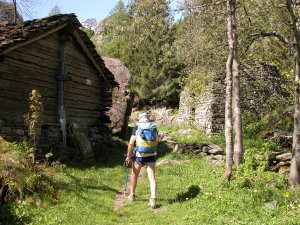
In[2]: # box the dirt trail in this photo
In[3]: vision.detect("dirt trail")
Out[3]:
[113,167,147,210]
[113,159,189,210]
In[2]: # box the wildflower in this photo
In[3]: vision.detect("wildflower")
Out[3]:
[285,192,291,198]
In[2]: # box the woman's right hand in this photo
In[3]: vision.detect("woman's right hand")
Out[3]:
[124,157,131,167]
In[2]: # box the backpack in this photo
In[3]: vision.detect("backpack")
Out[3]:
[135,122,158,153]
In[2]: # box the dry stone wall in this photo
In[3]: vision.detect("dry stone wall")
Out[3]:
[177,63,290,136]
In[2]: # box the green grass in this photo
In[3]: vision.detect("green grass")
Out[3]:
[120,154,300,225]
[3,120,300,225]
[11,161,125,225]
[4,151,300,225]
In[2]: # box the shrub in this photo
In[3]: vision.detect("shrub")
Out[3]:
[0,137,61,223]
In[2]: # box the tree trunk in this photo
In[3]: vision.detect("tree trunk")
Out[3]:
[224,0,234,181]
[286,0,300,187]
[289,62,300,187]
[231,0,243,166]
[12,0,17,24]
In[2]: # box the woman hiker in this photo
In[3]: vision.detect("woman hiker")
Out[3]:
[125,112,158,209]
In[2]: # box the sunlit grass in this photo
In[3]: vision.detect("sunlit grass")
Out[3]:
[3,116,300,224]
[25,162,125,225]
[120,154,300,225]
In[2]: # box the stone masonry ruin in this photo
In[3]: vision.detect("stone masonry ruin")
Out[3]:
[177,63,291,136]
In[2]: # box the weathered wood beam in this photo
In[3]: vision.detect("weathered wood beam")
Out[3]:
[57,34,68,146]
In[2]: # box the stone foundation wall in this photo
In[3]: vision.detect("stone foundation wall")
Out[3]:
[0,119,28,142]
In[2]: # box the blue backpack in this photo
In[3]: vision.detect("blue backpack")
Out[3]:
[135,122,158,153]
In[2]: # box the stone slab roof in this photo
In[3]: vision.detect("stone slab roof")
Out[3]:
[0,13,116,83]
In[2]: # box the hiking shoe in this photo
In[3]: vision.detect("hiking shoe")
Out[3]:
[128,193,135,202]
[149,198,156,209]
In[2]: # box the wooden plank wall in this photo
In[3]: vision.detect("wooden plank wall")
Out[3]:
[64,39,103,127]
[0,31,112,147]
[0,33,60,124]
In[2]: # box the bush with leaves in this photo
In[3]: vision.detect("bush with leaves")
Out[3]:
[0,137,62,223]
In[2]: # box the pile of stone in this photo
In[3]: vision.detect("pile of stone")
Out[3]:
[158,130,292,173]
[268,152,291,174]
[158,131,225,165]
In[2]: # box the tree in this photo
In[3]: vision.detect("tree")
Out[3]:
[4,0,38,23]
[48,5,61,16]
[238,0,293,76]
[230,0,243,168]
[175,0,228,75]
[96,0,132,59]
[0,1,23,24]
[286,0,300,188]
[124,0,183,106]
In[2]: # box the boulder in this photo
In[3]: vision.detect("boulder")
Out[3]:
[103,57,134,139]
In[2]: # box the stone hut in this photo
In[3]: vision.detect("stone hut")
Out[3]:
[103,57,134,139]
[177,63,290,136]
[0,14,117,158]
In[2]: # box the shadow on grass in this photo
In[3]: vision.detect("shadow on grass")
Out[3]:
[63,172,119,193]
[169,185,201,204]
[64,133,173,170]
[0,204,31,225]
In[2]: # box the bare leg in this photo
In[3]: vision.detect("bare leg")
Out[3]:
[130,162,142,194]
[146,162,156,199]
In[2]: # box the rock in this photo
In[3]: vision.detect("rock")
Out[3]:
[271,161,290,172]
[156,159,190,167]
[104,57,133,139]
[199,152,208,157]
[208,148,224,155]
[213,155,225,161]
[207,155,218,164]
[166,139,177,144]
[158,131,169,137]
[268,151,281,161]
[172,143,186,154]
[193,149,203,154]
[278,165,290,175]
[265,200,277,209]
[202,146,210,153]
[163,137,176,142]
[276,153,292,162]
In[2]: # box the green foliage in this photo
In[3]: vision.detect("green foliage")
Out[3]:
[175,0,227,74]
[82,27,94,38]
[0,138,61,223]
[96,0,131,59]
[238,0,293,75]
[158,124,225,148]
[123,0,183,105]
[25,90,43,147]
[183,68,211,99]
[96,0,184,106]
[243,107,294,139]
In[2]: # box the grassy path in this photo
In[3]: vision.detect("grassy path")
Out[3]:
[113,166,147,210]
[13,150,300,225]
